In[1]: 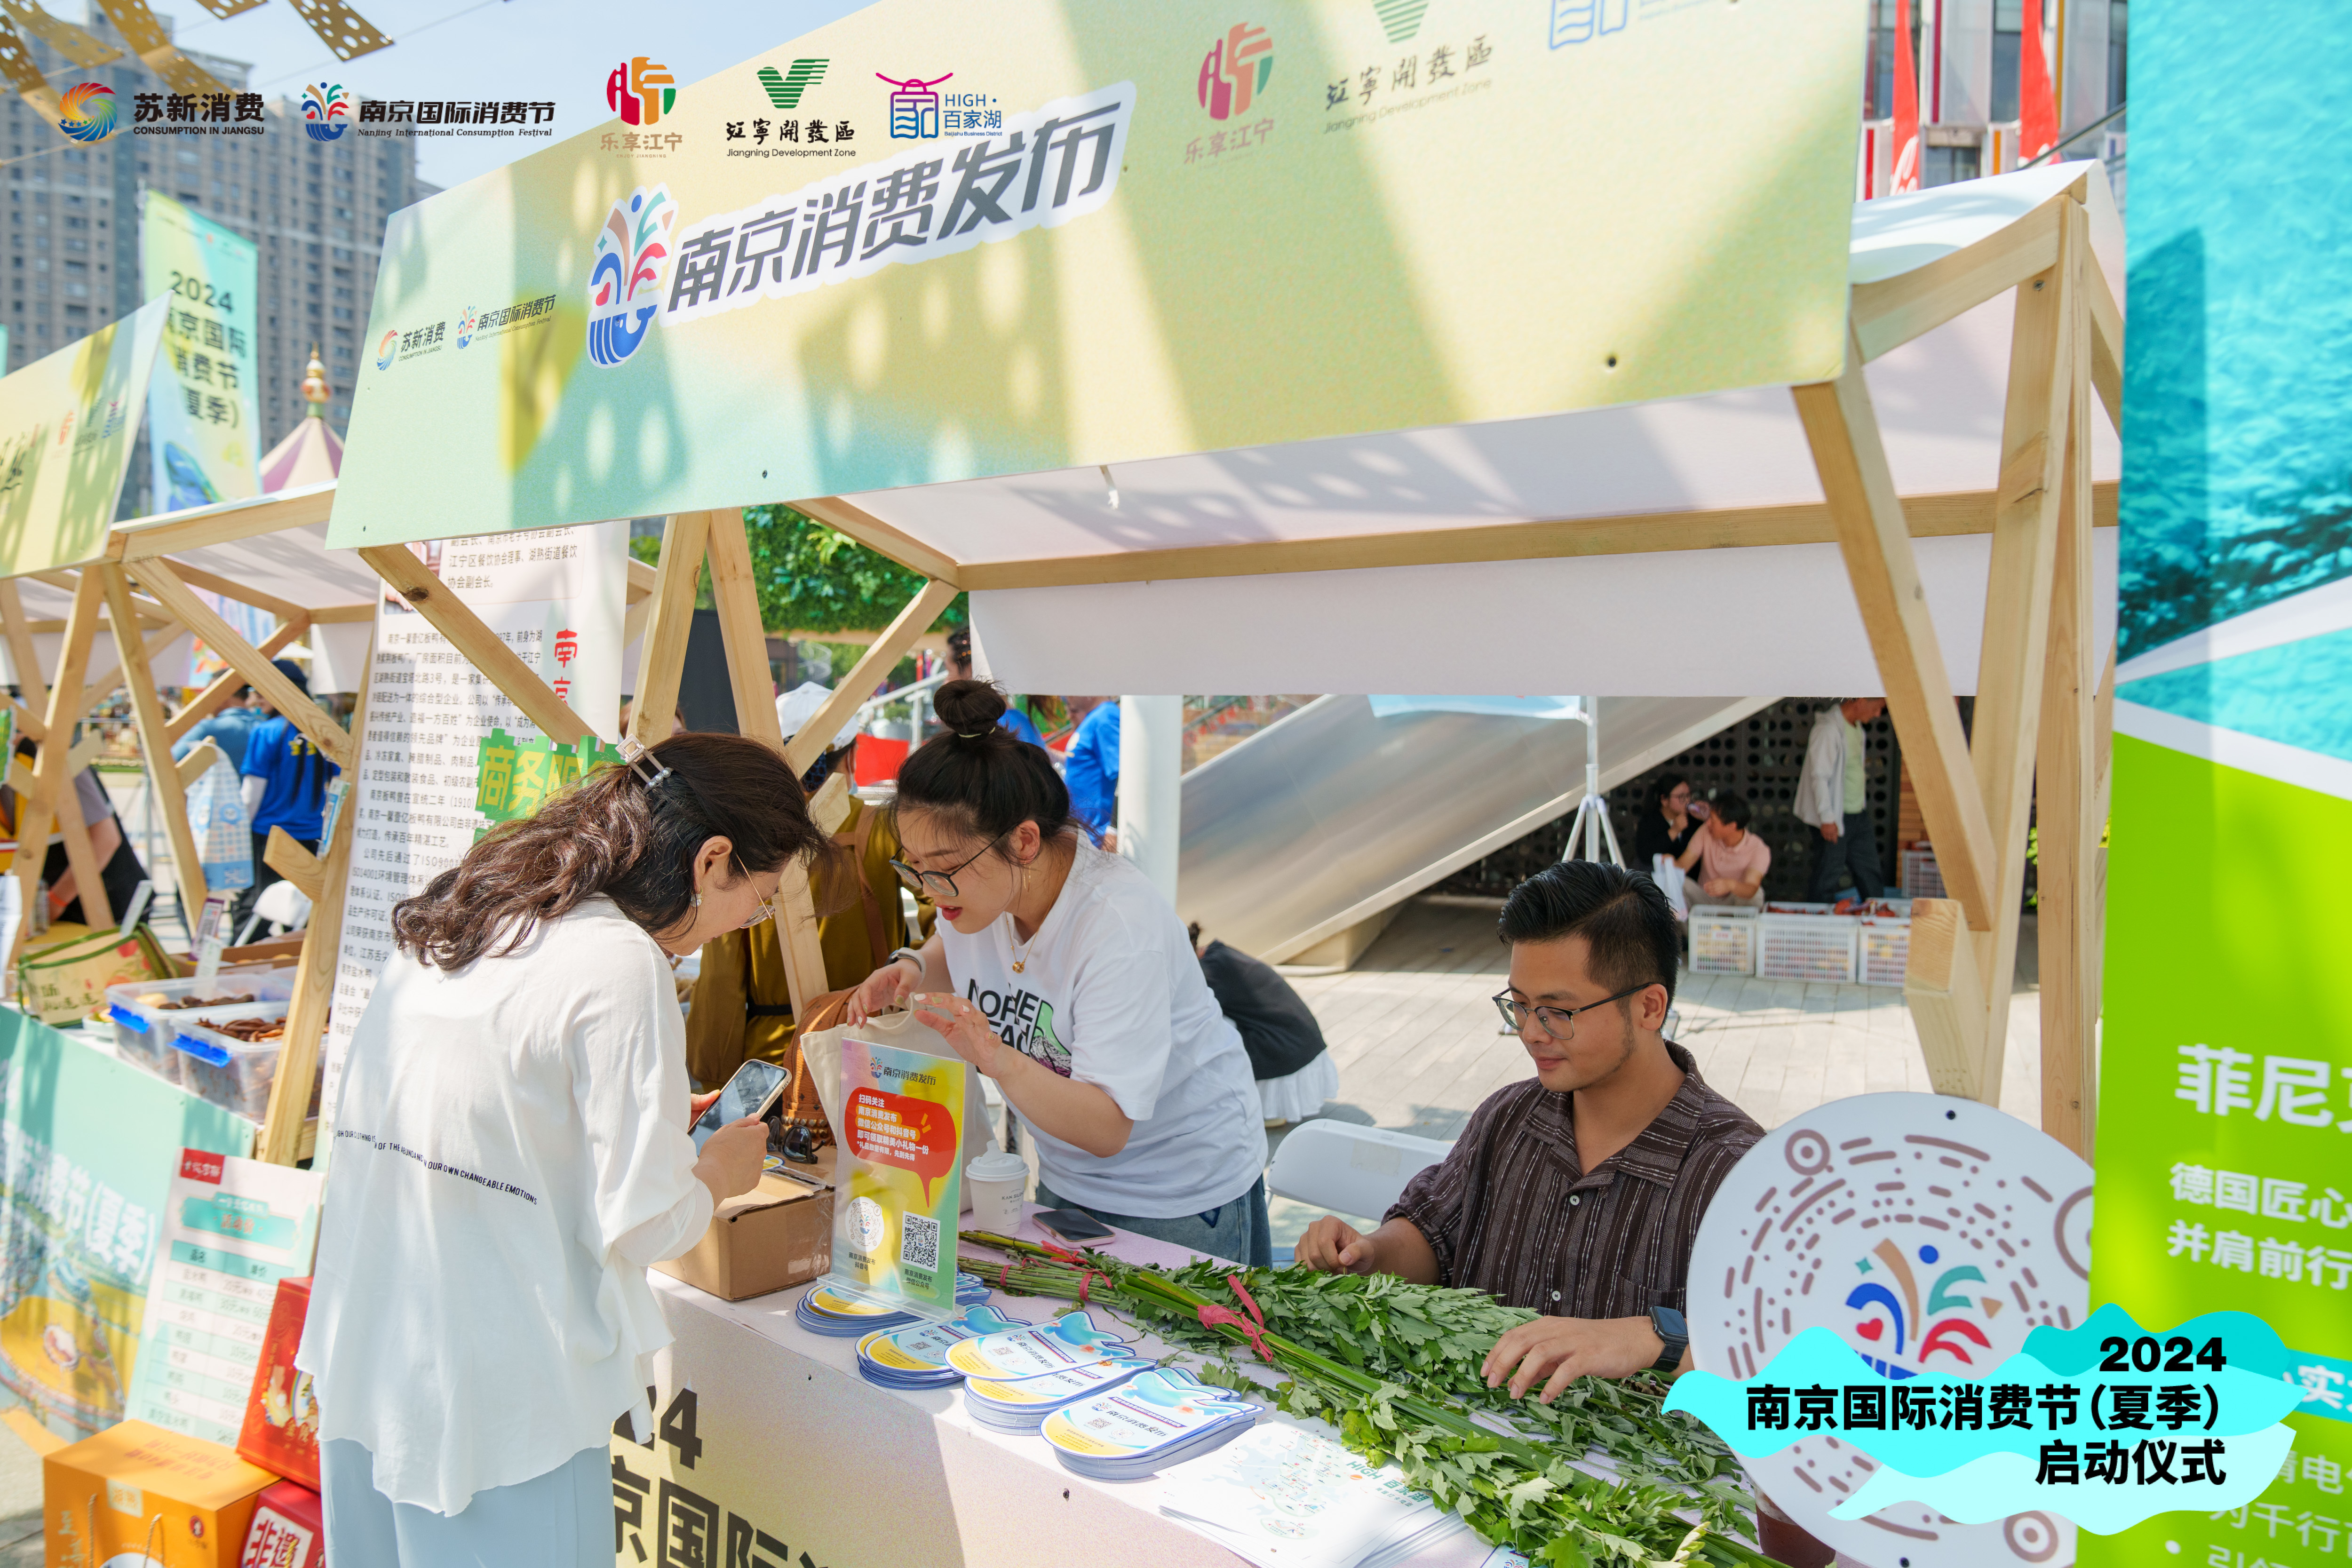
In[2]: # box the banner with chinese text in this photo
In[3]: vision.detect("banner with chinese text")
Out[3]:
[2085,2,2352,1561]
[319,524,627,1157]
[142,192,260,513]
[0,296,166,576]
[329,0,1866,547]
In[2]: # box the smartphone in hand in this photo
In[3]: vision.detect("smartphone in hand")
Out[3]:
[690,1060,790,1152]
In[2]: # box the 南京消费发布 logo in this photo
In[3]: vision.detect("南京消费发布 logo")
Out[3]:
[375,330,397,370]
[587,185,676,368]
[1199,24,1272,120]
[607,56,676,127]
[302,82,351,142]
[58,82,116,143]
[878,72,951,139]
[757,59,828,110]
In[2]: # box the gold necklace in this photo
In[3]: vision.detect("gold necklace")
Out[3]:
[1010,924,1039,974]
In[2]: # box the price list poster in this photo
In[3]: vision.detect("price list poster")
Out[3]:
[319,524,627,1156]
[123,1150,319,1443]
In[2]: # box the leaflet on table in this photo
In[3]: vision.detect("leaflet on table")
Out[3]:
[820,1038,967,1317]
[1159,1416,1470,1568]
[123,1149,320,1446]
[317,524,627,1163]
[945,1309,1133,1380]
[1041,1367,1259,1472]
[857,1305,1029,1385]
[963,1357,1158,1433]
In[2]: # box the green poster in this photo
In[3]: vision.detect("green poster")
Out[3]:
[143,192,260,513]
[473,726,628,833]
[0,1009,252,1441]
[0,297,167,576]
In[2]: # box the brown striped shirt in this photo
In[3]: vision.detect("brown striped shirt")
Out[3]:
[1386,1043,1762,1319]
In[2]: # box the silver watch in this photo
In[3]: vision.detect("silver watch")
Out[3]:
[888,946,926,972]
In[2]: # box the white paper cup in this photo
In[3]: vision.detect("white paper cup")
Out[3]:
[965,1150,1028,1234]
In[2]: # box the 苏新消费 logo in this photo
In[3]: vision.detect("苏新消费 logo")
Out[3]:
[757,58,828,110]
[607,56,676,127]
[375,330,397,369]
[587,185,676,368]
[302,82,351,142]
[58,82,115,143]
[878,71,951,138]
[1198,24,1272,121]
[454,308,478,348]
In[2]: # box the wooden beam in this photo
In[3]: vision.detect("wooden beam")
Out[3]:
[74,621,191,724]
[629,513,708,749]
[257,631,369,1167]
[0,579,48,719]
[704,510,780,747]
[309,604,377,624]
[13,571,109,965]
[2037,402,2099,1160]
[783,579,958,779]
[159,557,307,626]
[358,545,592,747]
[1903,899,1997,1098]
[1963,201,2082,1104]
[626,557,658,601]
[794,495,962,586]
[1792,334,1999,931]
[175,740,224,791]
[2085,254,2123,435]
[951,483,2119,593]
[6,697,43,746]
[164,617,308,744]
[1851,192,2065,362]
[622,591,653,654]
[110,482,338,563]
[261,827,325,902]
[103,566,210,926]
[125,561,353,770]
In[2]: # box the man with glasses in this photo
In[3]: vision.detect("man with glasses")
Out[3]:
[1295,861,1761,1400]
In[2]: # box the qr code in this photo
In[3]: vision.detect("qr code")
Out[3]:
[900,1212,940,1272]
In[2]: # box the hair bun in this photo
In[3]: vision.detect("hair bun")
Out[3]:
[933,678,1009,736]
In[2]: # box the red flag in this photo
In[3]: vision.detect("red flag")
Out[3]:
[2018,0,2059,165]
[1890,0,1921,194]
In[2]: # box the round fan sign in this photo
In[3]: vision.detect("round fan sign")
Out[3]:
[1686,1092,2092,1568]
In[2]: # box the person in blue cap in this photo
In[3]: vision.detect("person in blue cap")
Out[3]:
[233,658,339,928]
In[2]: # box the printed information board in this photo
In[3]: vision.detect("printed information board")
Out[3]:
[823,1038,967,1318]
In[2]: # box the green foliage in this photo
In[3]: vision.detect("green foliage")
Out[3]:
[745,504,965,634]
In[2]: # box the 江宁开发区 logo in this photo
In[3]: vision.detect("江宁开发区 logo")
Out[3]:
[1373,0,1429,44]
[454,308,477,349]
[375,330,397,370]
[1199,24,1272,121]
[302,82,351,142]
[587,185,676,368]
[58,83,115,143]
[607,56,676,127]
[758,58,828,110]
[878,71,951,139]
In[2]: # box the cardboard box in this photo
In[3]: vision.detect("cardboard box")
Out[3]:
[237,1480,321,1568]
[653,1170,834,1302]
[235,1278,318,1492]
[45,1419,276,1568]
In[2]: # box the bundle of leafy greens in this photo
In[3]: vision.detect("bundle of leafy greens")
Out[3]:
[960,1233,1777,1568]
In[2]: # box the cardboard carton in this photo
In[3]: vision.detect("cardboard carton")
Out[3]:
[653,1169,833,1302]
[44,1419,275,1568]
[235,1279,318,1492]
[237,1480,321,1568]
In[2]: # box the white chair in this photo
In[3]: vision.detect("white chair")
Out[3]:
[1266,1120,1454,1224]
[234,879,313,945]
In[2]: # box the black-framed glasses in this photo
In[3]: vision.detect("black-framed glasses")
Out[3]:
[889,836,1002,899]
[1491,985,1652,1040]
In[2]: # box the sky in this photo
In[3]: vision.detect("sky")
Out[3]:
[88,0,875,190]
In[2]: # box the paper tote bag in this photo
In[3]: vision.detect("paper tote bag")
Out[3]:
[795,997,996,1215]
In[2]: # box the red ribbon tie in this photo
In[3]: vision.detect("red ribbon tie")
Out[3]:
[1196,1273,1274,1364]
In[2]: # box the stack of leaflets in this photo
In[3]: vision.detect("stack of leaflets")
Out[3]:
[1157,1417,1471,1568]
[855,1305,1029,1391]
[962,1357,1158,1432]
[795,1274,992,1337]
[943,1309,1136,1381]
[1040,1367,1260,1480]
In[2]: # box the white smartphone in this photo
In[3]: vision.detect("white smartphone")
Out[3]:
[689,1060,790,1153]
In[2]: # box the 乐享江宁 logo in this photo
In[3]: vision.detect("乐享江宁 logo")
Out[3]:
[607,56,676,127]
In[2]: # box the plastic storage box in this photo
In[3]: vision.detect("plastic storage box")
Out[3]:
[1757,905,1861,983]
[172,1015,314,1123]
[1859,913,1912,987]
[105,967,300,1088]
[1901,846,1945,900]
[1689,906,1758,976]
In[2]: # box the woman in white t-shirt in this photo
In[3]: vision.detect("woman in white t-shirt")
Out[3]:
[849,681,1271,1265]
[300,733,830,1567]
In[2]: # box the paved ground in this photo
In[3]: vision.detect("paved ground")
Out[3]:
[0,1421,43,1566]
[1265,898,2046,1245]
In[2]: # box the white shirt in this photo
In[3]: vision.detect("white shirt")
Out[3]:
[939,839,1266,1217]
[296,898,710,1516]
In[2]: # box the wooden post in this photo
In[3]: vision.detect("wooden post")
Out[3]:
[164,618,309,744]
[2037,352,2100,1158]
[257,633,371,1166]
[355,545,590,746]
[629,513,707,749]
[782,580,959,779]
[124,560,354,770]
[101,565,208,930]
[0,579,50,720]
[12,571,107,963]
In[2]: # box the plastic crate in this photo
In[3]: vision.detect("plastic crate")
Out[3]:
[1859,915,1911,987]
[172,1014,313,1124]
[1901,848,1945,901]
[104,967,300,1088]
[1757,909,1860,983]
[1689,906,1758,975]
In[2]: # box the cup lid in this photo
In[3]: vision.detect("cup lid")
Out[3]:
[967,1150,1027,1180]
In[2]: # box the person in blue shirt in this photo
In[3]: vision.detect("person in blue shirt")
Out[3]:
[1062,698,1120,844]
[169,685,262,771]
[234,659,341,928]
[946,628,1046,748]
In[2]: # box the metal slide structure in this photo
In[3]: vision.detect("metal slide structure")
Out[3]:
[1176,696,1775,963]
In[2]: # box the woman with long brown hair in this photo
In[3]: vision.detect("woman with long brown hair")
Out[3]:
[299,732,831,1568]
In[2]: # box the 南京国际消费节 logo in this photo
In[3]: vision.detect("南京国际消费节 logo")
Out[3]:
[375,330,397,370]
[878,71,951,139]
[455,308,478,349]
[587,185,676,368]
[607,56,676,126]
[302,82,352,142]
[1198,24,1271,121]
[58,83,115,143]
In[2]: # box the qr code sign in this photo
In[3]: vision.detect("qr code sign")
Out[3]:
[900,1212,940,1272]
